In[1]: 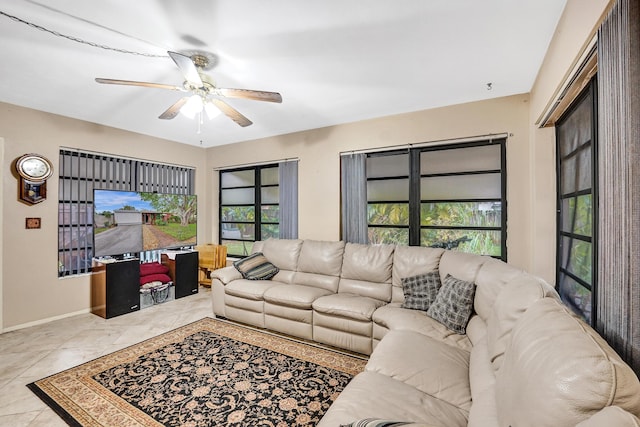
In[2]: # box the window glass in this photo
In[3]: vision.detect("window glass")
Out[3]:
[261,167,279,186]
[421,202,501,227]
[556,79,597,324]
[368,203,409,226]
[261,187,279,204]
[362,140,506,259]
[221,170,254,188]
[421,229,501,256]
[221,188,254,205]
[421,174,501,200]
[420,145,500,174]
[367,179,409,201]
[368,227,409,245]
[561,195,592,236]
[366,153,408,178]
[220,165,282,257]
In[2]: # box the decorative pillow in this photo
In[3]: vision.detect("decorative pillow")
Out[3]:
[427,274,476,334]
[233,252,279,280]
[341,419,414,427]
[401,271,442,311]
[140,273,172,286]
[139,262,169,276]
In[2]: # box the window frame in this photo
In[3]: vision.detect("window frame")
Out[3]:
[219,164,280,257]
[365,139,507,259]
[555,78,598,325]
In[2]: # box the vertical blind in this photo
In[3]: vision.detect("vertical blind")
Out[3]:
[58,149,195,276]
[596,0,640,375]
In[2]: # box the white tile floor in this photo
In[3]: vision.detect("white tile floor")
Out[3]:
[0,287,213,426]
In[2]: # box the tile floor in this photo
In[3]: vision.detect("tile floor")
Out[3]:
[0,287,213,426]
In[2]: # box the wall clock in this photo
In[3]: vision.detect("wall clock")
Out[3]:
[15,153,53,205]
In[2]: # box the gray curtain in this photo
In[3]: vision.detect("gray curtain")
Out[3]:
[341,153,368,243]
[279,160,298,239]
[597,0,640,375]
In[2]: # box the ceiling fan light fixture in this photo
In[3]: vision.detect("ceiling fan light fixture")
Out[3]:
[180,95,204,119]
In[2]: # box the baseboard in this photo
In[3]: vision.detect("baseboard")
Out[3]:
[2,308,91,333]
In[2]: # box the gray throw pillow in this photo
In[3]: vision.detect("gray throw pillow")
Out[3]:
[233,252,279,280]
[401,271,442,311]
[427,274,476,334]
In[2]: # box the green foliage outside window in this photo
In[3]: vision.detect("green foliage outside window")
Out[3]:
[367,201,501,256]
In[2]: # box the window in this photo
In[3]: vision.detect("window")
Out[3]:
[556,79,597,324]
[359,139,506,259]
[220,165,280,257]
[58,150,195,276]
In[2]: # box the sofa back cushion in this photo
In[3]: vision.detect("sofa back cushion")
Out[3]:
[339,243,394,300]
[293,240,345,292]
[260,239,303,271]
[438,250,487,285]
[486,274,558,370]
[496,298,640,427]
[391,245,445,303]
[257,239,303,283]
[474,257,526,321]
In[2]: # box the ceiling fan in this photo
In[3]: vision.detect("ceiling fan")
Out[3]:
[95,51,282,127]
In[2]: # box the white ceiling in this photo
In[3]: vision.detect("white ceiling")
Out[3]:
[0,0,567,148]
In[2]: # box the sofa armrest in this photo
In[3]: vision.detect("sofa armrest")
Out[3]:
[210,265,242,284]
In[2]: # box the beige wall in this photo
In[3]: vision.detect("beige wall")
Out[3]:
[207,94,532,268]
[0,103,210,330]
[528,0,612,283]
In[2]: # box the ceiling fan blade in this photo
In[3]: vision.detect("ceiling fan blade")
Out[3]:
[95,78,184,91]
[159,97,189,120]
[216,88,282,103]
[168,51,203,87]
[209,99,253,127]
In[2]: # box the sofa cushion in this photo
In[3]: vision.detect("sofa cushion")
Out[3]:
[467,327,499,427]
[317,372,468,427]
[313,294,386,321]
[233,252,279,280]
[341,243,394,283]
[372,304,472,351]
[392,245,445,302]
[261,238,303,271]
[400,271,441,311]
[438,250,487,284]
[473,257,526,321]
[486,274,558,370]
[366,330,471,411]
[496,298,640,427]
[427,274,476,334]
[297,239,345,276]
[225,279,280,301]
[263,284,332,309]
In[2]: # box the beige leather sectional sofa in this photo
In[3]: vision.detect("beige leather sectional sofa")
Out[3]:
[210,238,640,426]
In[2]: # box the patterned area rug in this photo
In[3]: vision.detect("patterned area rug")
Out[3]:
[28,317,367,426]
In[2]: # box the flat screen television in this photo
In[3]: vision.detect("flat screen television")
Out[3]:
[93,189,197,257]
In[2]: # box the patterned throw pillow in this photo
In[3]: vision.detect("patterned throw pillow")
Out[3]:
[341,419,414,427]
[401,271,442,311]
[426,274,476,334]
[233,252,279,280]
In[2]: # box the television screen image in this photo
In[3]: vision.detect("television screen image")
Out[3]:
[94,190,197,257]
